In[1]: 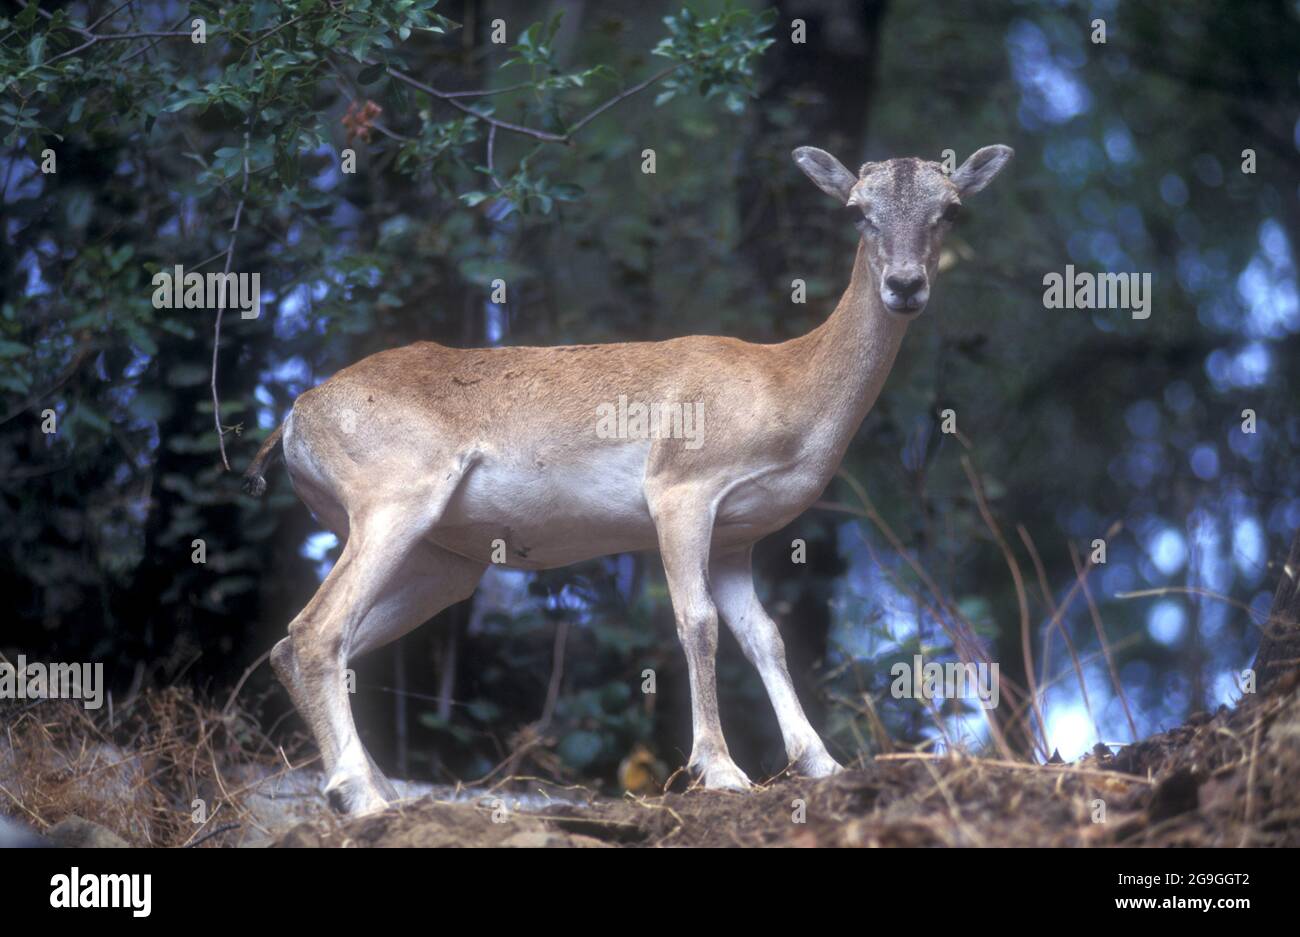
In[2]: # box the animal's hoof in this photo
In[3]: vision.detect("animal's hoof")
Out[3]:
[324,772,391,816]
[796,749,844,779]
[691,758,753,792]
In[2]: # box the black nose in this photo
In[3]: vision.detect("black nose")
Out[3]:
[885,273,925,298]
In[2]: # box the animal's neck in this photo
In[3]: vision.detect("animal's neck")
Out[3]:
[790,239,911,467]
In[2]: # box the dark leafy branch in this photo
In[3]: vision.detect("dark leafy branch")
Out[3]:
[2,0,775,462]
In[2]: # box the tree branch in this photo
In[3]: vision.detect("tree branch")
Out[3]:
[24,0,683,147]
[439,81,533,99]
[381,66,568,142]
[485,123,503,189]
[85,1,134,34]
[376,60,684,145]
[565,64,681,137]
[39,28,192,69]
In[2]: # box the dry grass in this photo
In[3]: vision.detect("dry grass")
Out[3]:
[0,687,307,847]
[3,680,1297,848]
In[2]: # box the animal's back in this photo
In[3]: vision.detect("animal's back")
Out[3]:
[279,336,811,568]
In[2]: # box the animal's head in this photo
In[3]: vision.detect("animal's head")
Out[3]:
[793,145,1013,316]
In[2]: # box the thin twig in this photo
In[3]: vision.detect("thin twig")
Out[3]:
[118,14,191,65]
[233,15,304,49]
[1032,632,1143,700]
[563,64,681,137]
[961,456,1047,757]
[440,81,533,98]
[377,60,682,145]
[86,0,134,33]
[184,821,240,848]
[917,760,986,846]
[33,18,191,69]
[1019,523,1060,693]
[1115,586,1267,622]
[222,646,272,715]
[1016,524,1101,743]
[0,334,96,426]
[1071,542,1140,741]
[485,123,503,189]
[537,619,569,730]
[211,126,252,472]
[817,480,1021,761]
[1239,717,1262,847]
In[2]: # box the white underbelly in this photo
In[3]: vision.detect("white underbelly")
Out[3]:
[434,440,659,568]
[431,443,833,568]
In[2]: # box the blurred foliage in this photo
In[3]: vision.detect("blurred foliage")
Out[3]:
[2,0,1298,785]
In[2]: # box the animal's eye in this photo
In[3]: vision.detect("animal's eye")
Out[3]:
[942,202,962,222]
[850,211,878,231]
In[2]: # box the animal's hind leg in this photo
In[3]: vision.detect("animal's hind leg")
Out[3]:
[345,543,484,798]
[271,502,480,815]
[348,544,485,660]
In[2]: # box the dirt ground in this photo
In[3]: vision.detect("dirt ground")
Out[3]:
[4,678,1297,847]
[273,675,1300,848]
[269,686,1294,847]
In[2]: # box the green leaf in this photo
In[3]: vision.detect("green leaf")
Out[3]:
[122,321,158,356]
[14,2,39,29]
[71,405,111,434]
[107,244,134,272]
[357,63,386,85]
[162,93,207,113]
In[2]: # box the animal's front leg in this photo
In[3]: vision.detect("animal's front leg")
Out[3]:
[711,547,843,778]
[650,487,751,791]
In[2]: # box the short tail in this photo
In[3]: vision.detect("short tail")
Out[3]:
[242,422,285,497]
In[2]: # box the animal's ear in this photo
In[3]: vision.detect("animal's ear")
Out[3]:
[950,145,1014,196]
[793,146,858,204]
